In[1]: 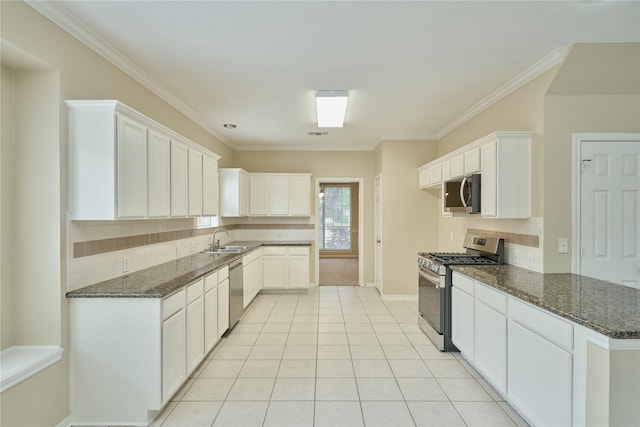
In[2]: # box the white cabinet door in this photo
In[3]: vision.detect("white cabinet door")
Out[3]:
[185,280,204,374]
[289,175,310,215]
[170,141,189,217]
[464,147,480,174]
[262,253,288,289]
[508,320,573,427]
[474,300,507,394]
[117,115,148,218]
[480,140,498,217]
[289,254,310,289]
[249,174,269,215]
[202,155,218,216]
[204,288,218,353]
[451,286,474,360]
[288,247,310,289]
[450,154,464,179]
[162,309,186,403]
[147,130,171,217]
[219,168,249,217]
[217,279,229,337]
[418,167,429,188]
[204,287,218,354]
[270,175,289,215]
[188,149,203,216]
[428,163,442,186]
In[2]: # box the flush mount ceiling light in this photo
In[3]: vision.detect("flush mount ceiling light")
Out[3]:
[315,90,348,128]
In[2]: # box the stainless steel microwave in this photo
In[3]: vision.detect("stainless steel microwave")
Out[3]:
[444,174,481,214]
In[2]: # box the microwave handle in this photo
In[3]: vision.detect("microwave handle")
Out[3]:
[460,176,468,208]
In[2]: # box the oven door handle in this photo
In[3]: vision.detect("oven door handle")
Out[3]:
[460,176,468,208]
[419,268,444,288]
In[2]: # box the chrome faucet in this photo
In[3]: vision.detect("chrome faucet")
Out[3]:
[211,228,229,250]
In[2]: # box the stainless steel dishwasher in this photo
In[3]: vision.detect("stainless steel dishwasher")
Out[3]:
[227,258,243,331]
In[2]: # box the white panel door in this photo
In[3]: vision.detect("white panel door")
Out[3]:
[249,174,269,215]
[147,130,171,217]
[117,115,148,218]
[374,174,382,292]
[162,309,186,403]
[217,279,229,337]
[580,139,640,288]
[289,175,310,215]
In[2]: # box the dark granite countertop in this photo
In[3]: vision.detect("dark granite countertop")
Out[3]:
[450,265,640,339]
[66,241,312,299]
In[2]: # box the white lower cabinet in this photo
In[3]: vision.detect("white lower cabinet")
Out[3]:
[204,272,218,353]
[451,273,475,359]
[474,284,507,394]
[243,249,262,308]
[185,279,204,374]
[162,290,186,404]
[262,246,310,289]
[451,272,574,427]
[218,276,230,337]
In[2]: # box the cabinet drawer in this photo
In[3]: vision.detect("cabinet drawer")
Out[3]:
[217,266,229,283]
[288,246,309,255]
[475,283,506,314]
[452,272,474,295]
[163,289,185,320]
[509,297,573,350]
[204,272,217,292]
[263,246,287,256]
[186,279,204,304]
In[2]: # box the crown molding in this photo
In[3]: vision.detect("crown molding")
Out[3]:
[436,47,567,139]
[25,1,233,149]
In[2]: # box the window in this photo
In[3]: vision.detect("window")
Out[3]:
[319,185,352,250]
[197,216,219,229]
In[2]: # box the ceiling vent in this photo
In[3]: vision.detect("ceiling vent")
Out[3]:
[308,131,329,136]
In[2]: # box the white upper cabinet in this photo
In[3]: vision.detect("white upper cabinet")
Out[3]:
[249,173,311,216]
[463,147,480,175]
[480,132,532,219]
[202,154,219,216]
[117,115,148,218]
[219,168,249,217]
[188,149,203,216]
[66,100,220,220]
[170,140,189,217]
[147,129,171,217]
[450,154,464,179]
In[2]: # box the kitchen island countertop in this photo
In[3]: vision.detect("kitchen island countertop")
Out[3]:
[450,264,640,339]
[66,241,312,299]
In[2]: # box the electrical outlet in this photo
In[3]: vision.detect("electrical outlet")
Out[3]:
[449,231,454,241]
[527,253,534,268]
[122,257,129,273]
[514,250,519,264]
[191,242,196,253]
[558,238,569,254]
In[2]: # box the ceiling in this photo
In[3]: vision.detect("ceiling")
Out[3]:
[30,1,640,151]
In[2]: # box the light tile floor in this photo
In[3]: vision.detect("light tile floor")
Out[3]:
[152,286,529,427]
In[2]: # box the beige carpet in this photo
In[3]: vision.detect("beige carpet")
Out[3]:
[319,257,359,286]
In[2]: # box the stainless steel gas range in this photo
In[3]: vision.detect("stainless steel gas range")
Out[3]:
[418,234,504,351]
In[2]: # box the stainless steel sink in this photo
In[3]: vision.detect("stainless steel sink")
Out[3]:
[205,245,250,254]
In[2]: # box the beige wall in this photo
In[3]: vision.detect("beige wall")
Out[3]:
[1,65,15,349]
[376,140,439,296]
[234,151,377,284]
[542,43,640,273]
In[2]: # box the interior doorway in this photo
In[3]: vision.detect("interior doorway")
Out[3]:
[573,133,640,288]
[316,179,363,286]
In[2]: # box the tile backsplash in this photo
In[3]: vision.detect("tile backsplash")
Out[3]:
[66,217,315,291]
